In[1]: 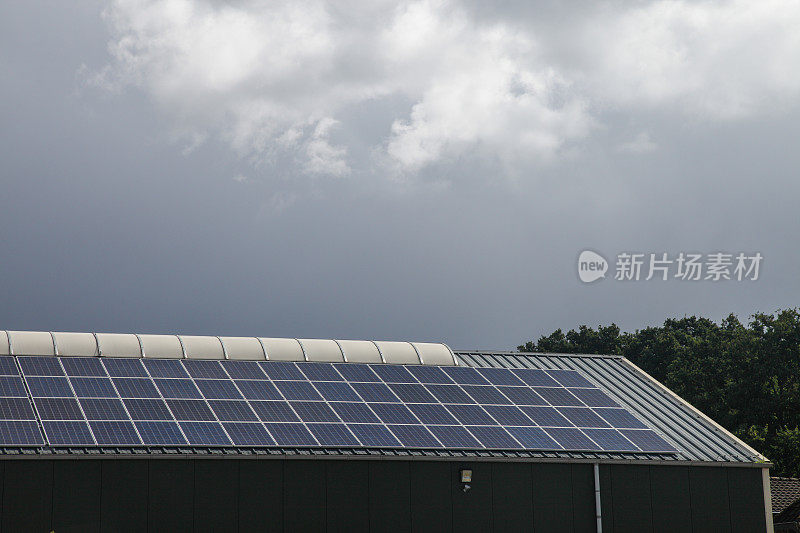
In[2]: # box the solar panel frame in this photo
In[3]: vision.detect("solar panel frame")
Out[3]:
[0,356,676,455]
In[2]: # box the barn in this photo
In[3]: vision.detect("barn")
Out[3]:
[0,331,773,532]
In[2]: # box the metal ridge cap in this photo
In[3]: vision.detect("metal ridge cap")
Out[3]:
[455,350,625,360]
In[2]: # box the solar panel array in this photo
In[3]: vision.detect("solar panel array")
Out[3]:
[0,356,677,453]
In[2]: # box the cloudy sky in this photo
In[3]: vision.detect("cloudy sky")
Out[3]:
[1,0,798,350]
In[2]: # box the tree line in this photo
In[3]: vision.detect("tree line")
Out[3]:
[518,309,800,477]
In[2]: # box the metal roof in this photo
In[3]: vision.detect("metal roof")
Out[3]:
[455,351,767,466]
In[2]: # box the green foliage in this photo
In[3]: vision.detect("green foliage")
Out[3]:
[518,309,800,477]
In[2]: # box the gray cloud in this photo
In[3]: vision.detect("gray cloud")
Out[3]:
[0,0,798,351]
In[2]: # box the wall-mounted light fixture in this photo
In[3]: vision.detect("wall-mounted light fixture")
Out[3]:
[460,469,472,492]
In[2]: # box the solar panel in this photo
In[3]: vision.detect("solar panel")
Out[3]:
[143,359,189,378]
[468,426,521,449]
[346,423,400,447]
[223,422,274,445]
[221,360,267,380]
[135,421,186,445]
[3,356,676,455]
[0,357,20,376]
[330,402,380,423]
[0,397,36,419]
[180,421,231,445]
[90,421,141,445]
[386,425,440,447]
[307,423,358,446]
[61,357,106,377]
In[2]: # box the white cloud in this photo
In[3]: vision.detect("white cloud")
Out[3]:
[91,0,800,177]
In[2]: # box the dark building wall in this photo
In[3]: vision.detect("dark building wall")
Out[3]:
[0,459,767,533]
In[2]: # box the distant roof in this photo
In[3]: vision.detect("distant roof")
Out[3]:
[456,351,767,465]
[773,478,800,516]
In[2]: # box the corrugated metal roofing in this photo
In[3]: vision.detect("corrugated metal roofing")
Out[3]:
[456,351,767,465]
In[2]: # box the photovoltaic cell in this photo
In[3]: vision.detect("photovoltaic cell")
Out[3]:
[307,423,358,446]
[43,420,95,445]
[61,358,107,377]
[425,384,475,404]
[593,408,648,429]
[33,398,84,420]
[369,403,420,425]
[351,382,399,403]
[519,406,574,428]
[265,423,318,445]
[569,388,619,408]
[387,383,438,403]
[582,428,638,451]
[290,401,340,423]
[445,404,496,426]
[297,363,344,382]
[19,357,64,376]
[250,401,299,422]
[462,385,511,405]
[546,369,595,388]
[208,400,258,422]
[475,368,526,386]
[223,422,275,446]
[102,358,147,378]
[482,405,536,426]
[442,366,490,385]
[534,387,584,407]
[167,399,215,421]
[496,387,547,406]
[221,360,266,380]
[235,380,282,401]
[312,381,361,402]
[370,365,417,383]
[387,425,441,447]
[558,407,611,428]
[0,420,44,445]
[427,425,481,448]
[260,361,305,381]
[90,421,141,445]
[142,359,189,378]
[195,379,242,400]
[124,398,173,421]
[70,377,116,398]
[0,357,20,376]
[274,381,323,401]
[26,377,73,397]
[134,421,186,445]
[180,421,231,445]
[347,424,400,447]
[407,404,459,425]
[405,365,454,384]
[468,426,521,449]
[506,426,561,449]
[330,402,380,423]
[545,427,600,450]
[0,376,29,397]
[619,429,676,452]
[333,364,379,382]
[510,368,560,387]
[0,397,36,419]
[153,379,202,399]
[80,398,128,420]
[113,378,159,398]
[182,360,227,379]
